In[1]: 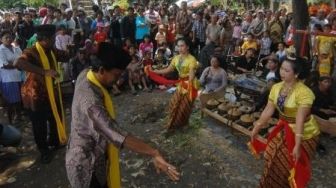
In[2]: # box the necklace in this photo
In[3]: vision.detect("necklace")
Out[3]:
[280,82,296,97]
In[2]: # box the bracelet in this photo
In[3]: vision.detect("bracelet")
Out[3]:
[295,133,303,138]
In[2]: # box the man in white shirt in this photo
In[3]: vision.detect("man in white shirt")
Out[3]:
[145,3,161,40]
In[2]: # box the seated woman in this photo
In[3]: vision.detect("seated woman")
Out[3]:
[235,48,257,74]
[312,76,336,119]
[199,56,228,108]
[311,75,336,155]
[260,54,281,82]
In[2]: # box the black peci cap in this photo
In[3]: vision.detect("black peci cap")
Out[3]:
[35,24,56,38]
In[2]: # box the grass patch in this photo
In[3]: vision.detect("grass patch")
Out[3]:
[162,111,204,149]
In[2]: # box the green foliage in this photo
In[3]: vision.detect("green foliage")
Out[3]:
[0,0,58,8]
[0,0,26,9]
[210,0,222,6]
[24,0,58,7]
[307,0,331,3]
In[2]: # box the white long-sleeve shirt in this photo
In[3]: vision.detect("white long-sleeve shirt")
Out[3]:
[55,34,72,51]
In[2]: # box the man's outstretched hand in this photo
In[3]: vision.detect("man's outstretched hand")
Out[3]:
[152,154,180,181]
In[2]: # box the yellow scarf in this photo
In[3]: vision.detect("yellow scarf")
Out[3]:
[87,70,121,188]
[35,42,67,145]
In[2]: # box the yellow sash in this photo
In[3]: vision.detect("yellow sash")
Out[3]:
[35,42,67,145]
[87,70,121,188]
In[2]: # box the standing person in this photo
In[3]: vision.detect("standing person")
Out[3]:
[250,57,320,188]
[155,25,167,46]
[77,9,92,41]
[66,42,179,188]
[90,10,105,32]
[232,17,242,46]
[0,12,14,33]
[176,1,192,38]
[64,8,76,34]
[41,5,55,25]
[14,25,70,164]
[109,6,122,48]
[121,7,136,43]
[205,14,221,45]
[145,3,161,44]
[269,11,284,52]
[17,12,35,51]
[192,11,207,56]
[147,38,199,129]
[12,12,25,49]
[249,10,266,39]
[259,31,272,59]
[0,30,23,124]
[53,9,66,30]
[135,7,150,45]
[167,16,176,50]
[55,25,72,82]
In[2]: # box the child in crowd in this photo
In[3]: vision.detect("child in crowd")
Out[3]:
[139,35,154,58]
[155,24,167,46]
[128,45,140,58]
[276,42,286,62]
[84,39,97,57]
[55,25,72,81]
[259,31,272,59]
[94,22,107,43]
[55,25,72,51]
[127,56,150,94]
[232,17,242,46]
[141,50,154,66]
[154,48,168,68]
[167,16,176,50]
[232,45,241,57]
[154,48,167,68]
[155,43,172,61]
[241,33,258,54]
[123,38,133,52]
[141,50,155,89]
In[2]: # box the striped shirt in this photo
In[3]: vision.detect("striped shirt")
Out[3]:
[192,20,207,42]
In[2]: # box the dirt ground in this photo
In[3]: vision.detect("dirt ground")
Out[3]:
[0,90,336,188]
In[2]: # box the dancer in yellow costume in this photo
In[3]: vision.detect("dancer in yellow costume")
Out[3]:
[250,57,320,188]
[149,38,199,129]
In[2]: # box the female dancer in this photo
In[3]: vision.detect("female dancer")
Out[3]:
[250,57,320,188]
[148,38,199,129]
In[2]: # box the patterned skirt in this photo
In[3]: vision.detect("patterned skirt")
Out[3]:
[166,91,193,129]
[259,132,318,188]
[0,82,21,104]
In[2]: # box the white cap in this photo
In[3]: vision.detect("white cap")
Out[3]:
[65,8,73,13]
[107,6,114,11]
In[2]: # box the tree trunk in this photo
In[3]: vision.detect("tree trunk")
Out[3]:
[292,0,310,58]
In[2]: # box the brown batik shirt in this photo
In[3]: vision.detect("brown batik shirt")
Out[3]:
[66,69,127,187]
[16,46,69,111]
